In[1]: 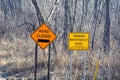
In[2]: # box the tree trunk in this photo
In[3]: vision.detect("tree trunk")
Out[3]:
[103,0,110,55]
[63,0,69,50]
[31,0,44,25]
[91,0,98,49]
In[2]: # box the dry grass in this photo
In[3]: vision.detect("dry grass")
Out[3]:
[0,33,120,80]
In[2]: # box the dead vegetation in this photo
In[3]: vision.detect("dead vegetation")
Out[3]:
[0,30,120,79]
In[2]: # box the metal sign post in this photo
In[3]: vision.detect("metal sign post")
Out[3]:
[48,44,51,80]
[34,43,38,80]
[70,51,72,80]
[83,51,87,80]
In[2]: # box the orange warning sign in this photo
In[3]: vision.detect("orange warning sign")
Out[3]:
[31,23,57,49]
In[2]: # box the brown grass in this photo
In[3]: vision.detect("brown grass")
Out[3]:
[0,34,120,80]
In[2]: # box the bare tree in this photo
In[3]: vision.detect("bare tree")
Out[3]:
[91,0,98,49]
[117,1,120,26]
[62,0,76,51]
[0,0,22,20]
[73,0,77,28]
[62,0,69,50]
[77,0,89,32]
[103,0,110,55]
[77,0,85,31]
[31,0,44,25]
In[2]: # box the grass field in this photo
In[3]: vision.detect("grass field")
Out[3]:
[0,32,120,80]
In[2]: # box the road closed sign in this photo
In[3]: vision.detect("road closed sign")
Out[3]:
[69,33,89,50]
[31,23,57,49]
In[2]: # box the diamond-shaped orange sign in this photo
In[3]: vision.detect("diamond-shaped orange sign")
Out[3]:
[31,23,57,49]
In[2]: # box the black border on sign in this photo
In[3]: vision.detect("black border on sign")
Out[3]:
[31,23,57,50]
[68,32,90,50]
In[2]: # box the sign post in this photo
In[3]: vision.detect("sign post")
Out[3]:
[31,23,57,80]
[34,43,38,80]
[48,44,51,80]
[83,51,87,80]
[68,33,89,80]
[70,51,72,80]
